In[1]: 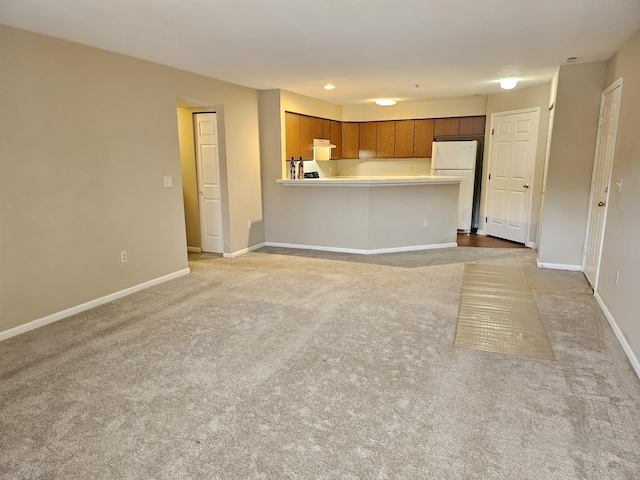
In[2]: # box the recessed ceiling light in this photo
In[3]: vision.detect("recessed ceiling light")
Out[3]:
[323,84,336,90]
[499,78,518,90]
[375,98,397,106]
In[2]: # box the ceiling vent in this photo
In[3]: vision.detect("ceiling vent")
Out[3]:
[565,56,581,64]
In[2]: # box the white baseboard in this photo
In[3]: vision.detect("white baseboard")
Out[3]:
[264,242,457,255]
[476,230,486,236]
[594,292,640,379]
[0,268,191,342]
[223,242,266,258]
[187,246,202,253]
[536,261,582,271]
[525,241,537,249]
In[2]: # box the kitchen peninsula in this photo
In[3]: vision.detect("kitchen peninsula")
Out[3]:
[269,175,461,254]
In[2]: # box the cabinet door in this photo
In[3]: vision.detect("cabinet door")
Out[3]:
[359,122,377,159]
[300,115,314,160]
[342,122,359,159]
[434,117,460,137]
[395,120,415,157]
[285,112,301,161]
[313,117,324,139]
[376,121,395,158]
[322,119,331,140]
[414,119,434,157]
[330,120,342,159]
[459,116,486,136]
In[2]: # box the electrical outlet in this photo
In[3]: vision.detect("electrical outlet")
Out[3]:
[248,220,252,229]
[163,176,173,188]
[120,251,128,263]
[423,219,429,227]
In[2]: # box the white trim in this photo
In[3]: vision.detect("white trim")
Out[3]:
[187,246,202,253]
[525,241,537,249]
[536,261,581,271]
[223,242,266,258]
[0,268,191,342]
[595,292,640,379]
[264,242,457,255]
[476,230,486,236]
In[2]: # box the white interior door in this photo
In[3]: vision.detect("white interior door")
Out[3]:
[583,79,623,288]
[195,113,223,253]
[484,109,539,244]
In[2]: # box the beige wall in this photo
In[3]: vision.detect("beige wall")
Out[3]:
[176,108,200,249]
[343,96,488,121]
[481,83,552,246]
[598,29,640,365]
[0,25,263,334]
[537,62,607,267]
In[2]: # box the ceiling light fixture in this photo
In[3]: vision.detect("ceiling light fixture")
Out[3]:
[499,78,518,90]
[323,84,336,90]
[375,98,397,106]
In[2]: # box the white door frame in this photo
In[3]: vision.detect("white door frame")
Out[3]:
[582,77,623,289]
[482,107,540,246]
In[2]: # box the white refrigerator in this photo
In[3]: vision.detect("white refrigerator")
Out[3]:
[431,140,478,232]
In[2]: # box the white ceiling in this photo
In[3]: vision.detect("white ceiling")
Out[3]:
[2,0,640,105]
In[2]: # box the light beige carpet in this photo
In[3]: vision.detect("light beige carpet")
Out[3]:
[1,246,639,479]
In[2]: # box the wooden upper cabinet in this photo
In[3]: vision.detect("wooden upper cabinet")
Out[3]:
[395,120,415,157]
[459,116,486,136]
[321,119,331,140]
[359,122,377,159]
[434,117,460,137]
[414,119,434,157]
[342,122,359,159]
[330,121,342,159]
[285,112,301,161]
[376,121,395,158]
[300,115,314,160]
[312,117,324,140]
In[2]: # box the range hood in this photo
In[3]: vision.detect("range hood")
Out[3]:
[313,138,336,161]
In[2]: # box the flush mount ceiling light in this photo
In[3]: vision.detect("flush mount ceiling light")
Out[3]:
[499,78,518,90]
[323,84,336,90]
[375,98,397,106]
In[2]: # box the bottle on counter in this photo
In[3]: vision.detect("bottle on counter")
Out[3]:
[297,157,304,179]
[290,157,296,179]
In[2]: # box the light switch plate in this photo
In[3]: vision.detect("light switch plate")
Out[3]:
[163,176,173,188]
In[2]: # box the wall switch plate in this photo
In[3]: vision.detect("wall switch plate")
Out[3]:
[120,251,128,263]
[163,176,173,188]
[423,219,429,227]
[248,220,252,229]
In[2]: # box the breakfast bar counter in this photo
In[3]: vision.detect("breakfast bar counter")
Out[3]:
[266,176,461,254]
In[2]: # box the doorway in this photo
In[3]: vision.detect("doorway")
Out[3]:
[583,78,623,289]
[484,108,540,244]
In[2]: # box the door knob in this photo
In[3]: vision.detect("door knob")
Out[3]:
[598,201,606,207]
[523,183,530,189]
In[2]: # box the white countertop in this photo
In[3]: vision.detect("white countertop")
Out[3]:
[276,175,462,187]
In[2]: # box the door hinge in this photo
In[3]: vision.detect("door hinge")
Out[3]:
[488,173,491,180]
[491,128,494,135]
[485,217,488,223]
